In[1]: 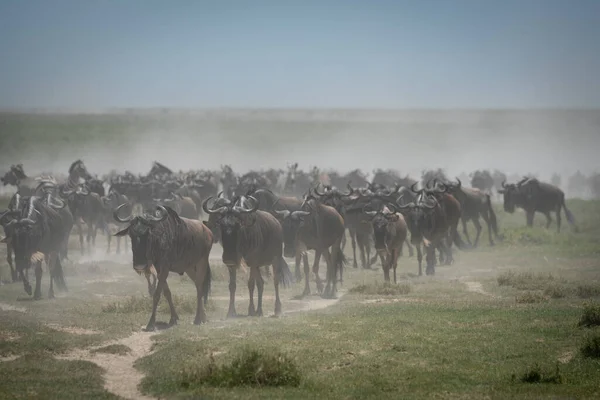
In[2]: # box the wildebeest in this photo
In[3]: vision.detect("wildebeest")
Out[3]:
[114,204,213,331]
[272,189,346,298]
[102,189,131,254]
[498,177,578,233]
[445,178,500,247]
[1,164,38,195]
[61,184,106,255]
[0,194,23,282]
[203,195,293,317]
[2,196,70,299]
[154,192,198,219]
[364,203,408,283]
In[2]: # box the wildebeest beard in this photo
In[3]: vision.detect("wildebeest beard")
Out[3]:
[372,216,389,250]
[12,225,41,272]
[280,216,301,258]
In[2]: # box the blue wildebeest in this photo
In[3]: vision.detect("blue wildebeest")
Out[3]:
[272,189,346,299]
[444,178,500,247]
[203,195,293,317]
[364,203,408,284]
[1,196,71,299]
[114,204,213,331]
[498,177,578,233]
[61,184,106,255]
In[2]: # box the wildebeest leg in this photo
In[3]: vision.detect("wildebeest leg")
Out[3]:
[7,242,18,282]
[481,211,495,246]
[271,260,282,316]
[47,255,55,299]
[77,221,84,255]
[33,261,43,300]
[313,250,324,294]
[145,268,168,331]
[392,249,399,284]
[472,217,483,248]
[341,231,347,252]
[350,229,358,268]
[255,267,265,317]
[106,229,112,254]
[416,242,423,276]
[425,244,436,276]
[321,248,336,299]
[301,252,311,296]
[544,212,552,230]
[247,267,257,316]
[555,204,562,233]
[357,234,368,269]
[526,210,535,227]
[404,239,414,257]
[86,221,93,255]
[161,280,179,326]
[226,266,238,318]
[382,251,390,282]
[461,217,472,246]
[145,268,157,297]
[190,258,209,324]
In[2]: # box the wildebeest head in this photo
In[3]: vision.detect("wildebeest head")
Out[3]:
[312,182,353,215]
[61,184,90,213]
[396,196,437,241]
[113,203,169,273]
[69,160,92,180]
[271,201,311,258]
[498,177,528,213]
[364,203,399,251]
[202,195,259,266]
[1,165,26,186]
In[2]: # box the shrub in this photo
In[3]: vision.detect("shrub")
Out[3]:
[517,363,563,384]
[578,303,600,328]
[179,347,301,388]
[580,334,600,359]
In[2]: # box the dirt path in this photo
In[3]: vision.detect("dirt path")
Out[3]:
[0,302,27,313]
[56,330,157,400]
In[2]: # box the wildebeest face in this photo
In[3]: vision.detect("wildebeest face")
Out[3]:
[370,214,392,251]
[273,210,309,258]
[1,171,16,186]
[218,213,247,266]
[116,218,151,272]
[499,185,518,213]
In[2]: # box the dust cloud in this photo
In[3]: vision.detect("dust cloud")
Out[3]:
[2,109,599,184]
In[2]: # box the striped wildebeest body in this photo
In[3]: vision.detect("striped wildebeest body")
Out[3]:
[498,177,578,233]
[444,178,500,247]
[0,193,26,282]
[114,204,213,331]
[1,195,71,299]
[203,195,293,317]
[364,202,408,284]
[272,189,346,299]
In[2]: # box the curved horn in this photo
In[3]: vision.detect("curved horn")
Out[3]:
[113,203,133,223]
[421,199,437,209]
[78,186,90,196]
[362,204,378,217]
[338,181,353,196]
[314,183,326,196]
[385,203,398,214]
[395,195,413,210]
[501,180,506,188]
[433,181,448,194]
[290,210,311,218]
[202,196,224,215]
[455,177,462,188]
[48,195,66,210]
[144,205,169,222]
[234,195,259,214]
[273,209,291,219]
[410,182,424,195]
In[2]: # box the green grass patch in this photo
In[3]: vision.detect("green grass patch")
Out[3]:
[497,270,558,291]
[349,282,411,296]
[101,295,216,314]
[91,344,131,356]
[0,354,120,399]
[516,291,548,304]
[576,284,600,299]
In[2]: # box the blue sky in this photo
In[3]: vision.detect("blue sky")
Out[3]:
[0,0,599,108]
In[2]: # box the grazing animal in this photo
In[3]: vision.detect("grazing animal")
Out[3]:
[445,178,500,247]
[2,197,70,299]
[203,195,293,317]
[364,203,408,283]
[272,190,346,298]
[498,177,578,233]
[114,204,213,331]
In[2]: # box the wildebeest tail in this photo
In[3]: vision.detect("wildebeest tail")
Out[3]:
[51,256,68,292]
[276,257,294,288]
[486,194,499,237]
[562,199,578,230]
[203,264,212,304]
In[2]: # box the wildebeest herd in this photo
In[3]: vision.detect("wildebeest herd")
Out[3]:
[0,160,579,331]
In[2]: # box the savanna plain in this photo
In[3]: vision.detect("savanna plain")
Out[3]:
[1,110,600,400]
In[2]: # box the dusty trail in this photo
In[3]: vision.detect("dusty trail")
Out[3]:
[56,330,157,400]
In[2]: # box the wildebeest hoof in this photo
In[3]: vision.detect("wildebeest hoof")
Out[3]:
[24,285,32,296]
[48,291,55,299]
[248,307,256,317]
[168,318,178,326]
[34,293,42,300]
[143,325,156,332]
[226,311,238,319]
[256,309,263,317]
[302,289,311,297]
